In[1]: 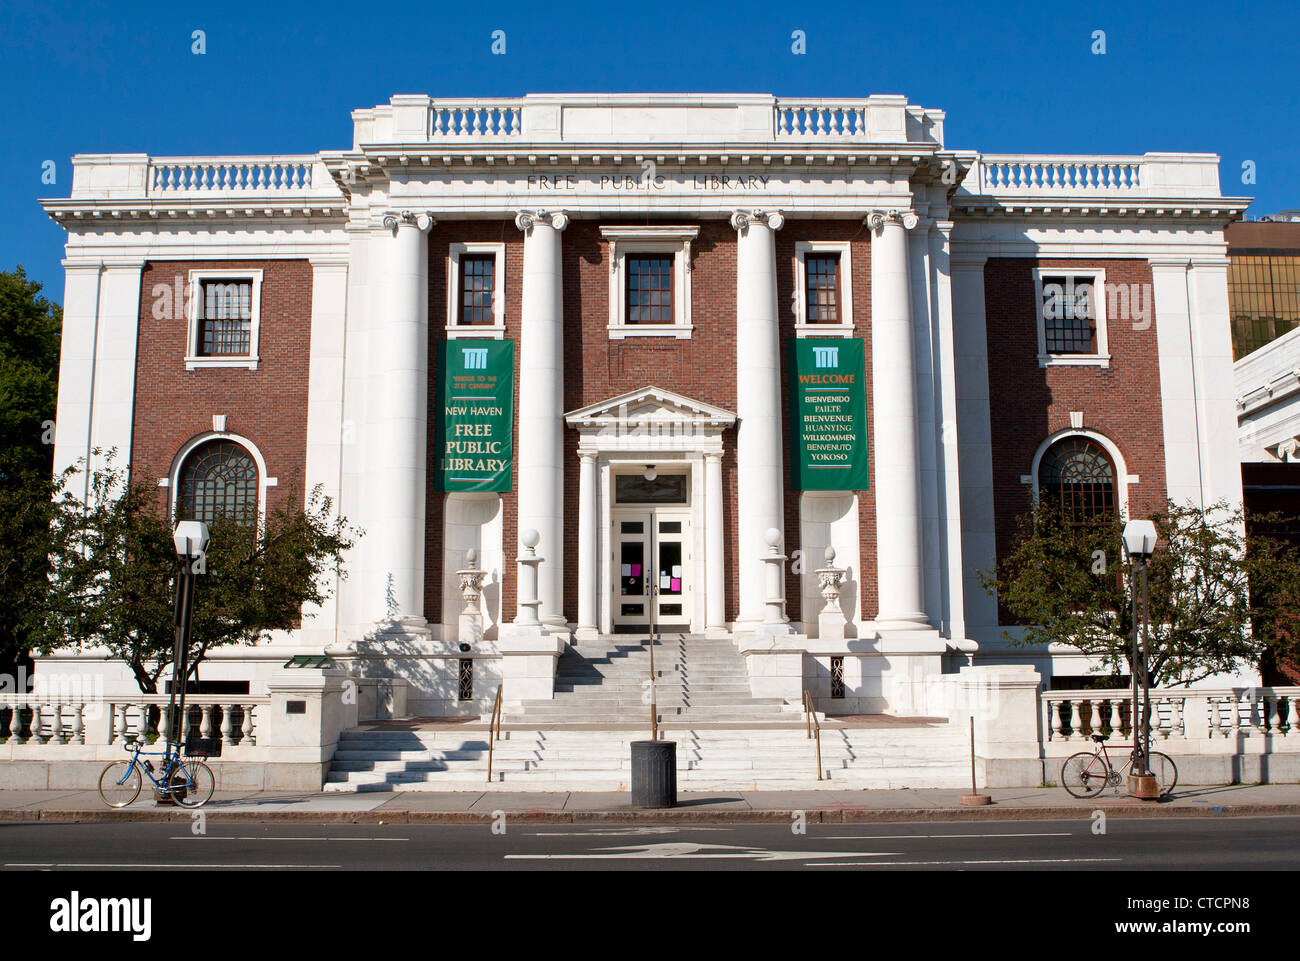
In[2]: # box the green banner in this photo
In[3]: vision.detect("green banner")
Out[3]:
[437,340,514,492]
[788,338,869,491]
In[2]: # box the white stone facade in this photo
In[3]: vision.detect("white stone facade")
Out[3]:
[39,93,1252,717]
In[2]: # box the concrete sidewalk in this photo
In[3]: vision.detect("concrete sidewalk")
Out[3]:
[2,783,1299,823]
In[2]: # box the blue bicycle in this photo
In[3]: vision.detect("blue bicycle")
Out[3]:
[97,739,215,808]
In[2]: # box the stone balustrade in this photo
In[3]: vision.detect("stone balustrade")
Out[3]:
[978,156,1143,193]
[964,153,1224,200]
[0,693,266,747]
[774,102,870,137]
[1042,687,1300,744]
[148,156,318,195]
[429,101,524,138]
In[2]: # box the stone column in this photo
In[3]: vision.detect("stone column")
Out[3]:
[576,450,598,640]
[704,451,727,633]
[731,209,786,628]
[868,209,928,630]
[371,211,434,632]
[514,210,568,632]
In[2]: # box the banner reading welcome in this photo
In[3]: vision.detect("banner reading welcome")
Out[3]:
[437,340,514,492]
[788,337,869,491]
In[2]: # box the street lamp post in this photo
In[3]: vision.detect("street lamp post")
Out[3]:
[168,521,209,761]
[1121,519,1157,796]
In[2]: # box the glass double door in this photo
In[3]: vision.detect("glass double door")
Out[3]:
[612,509,691,632]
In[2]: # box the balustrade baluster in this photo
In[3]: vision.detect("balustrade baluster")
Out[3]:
[243,704,256,745]
[6,702,21,741]
[158,703,171,744]
[220,703,234,745]
[1108,699,1122,737]
[1068,700,1082,741]
[1267,696,1281,734]
[200,704,214,740]
[1167,696,1183,738]
[1050,699,1063,741]
[71,703,84,745]
[1286,697,1298,736]
[28,703,42,744]
[1230,695,1243,737]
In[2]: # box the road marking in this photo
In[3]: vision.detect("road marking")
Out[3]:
[820,832,1072,840]
[508,841,900,862]
[5,863,342,869]
[809,857,1122,867]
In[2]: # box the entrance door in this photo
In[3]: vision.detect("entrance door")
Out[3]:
[612,509,691,633]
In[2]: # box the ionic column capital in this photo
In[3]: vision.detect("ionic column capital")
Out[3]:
[515,209,570,233]
[381,210,435,233]
[864,209,919,233]
[730,209,785,233]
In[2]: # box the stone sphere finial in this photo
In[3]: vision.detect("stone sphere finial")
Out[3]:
[466,548,477,567]
[521,528,540,549]
[764,527,782,548]
[824,546,836,564]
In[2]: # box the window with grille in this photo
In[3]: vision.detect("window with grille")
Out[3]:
[458,659,474,701]
[197,279,253,356]
[805,254,841,324]
[1040,275,1097,354]
[625,255,674,324]
[1228,252,1300,359]
[177,440,258,528]
[1038,437,1117,524]
[830,656,845,699]
[459,255,495,326]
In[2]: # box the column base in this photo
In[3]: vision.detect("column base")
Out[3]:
[573,625,600,643]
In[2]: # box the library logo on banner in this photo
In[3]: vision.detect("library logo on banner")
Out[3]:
[49,891,152,941]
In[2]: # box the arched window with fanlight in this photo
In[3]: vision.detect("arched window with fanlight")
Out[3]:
[176,440,259,527]
[1037,436,1118,524]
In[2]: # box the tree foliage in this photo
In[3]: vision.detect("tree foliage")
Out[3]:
[979,500,1300,686]
[0,267,62,669]
[34,454,361,693]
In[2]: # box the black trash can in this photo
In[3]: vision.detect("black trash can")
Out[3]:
[630,739,677,808]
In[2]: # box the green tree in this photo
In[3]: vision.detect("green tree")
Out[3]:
[34,453,361,693]
[0,267,62,673]
[979,500,1300,687]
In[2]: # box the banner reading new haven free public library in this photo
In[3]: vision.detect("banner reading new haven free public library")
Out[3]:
[788,337,869,491]
[436,339,514,492]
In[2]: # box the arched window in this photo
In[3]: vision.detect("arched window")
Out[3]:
[1037,436,1117,523]
[177,440,258,527]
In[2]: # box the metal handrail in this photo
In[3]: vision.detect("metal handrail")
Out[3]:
[803,690,823,781]
[649,635,658,742]
[486,684,503,783]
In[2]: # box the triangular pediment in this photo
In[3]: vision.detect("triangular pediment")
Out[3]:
[565,385,736,430]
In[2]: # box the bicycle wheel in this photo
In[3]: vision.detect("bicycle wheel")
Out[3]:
[1147,752,1178,797]
[170,759,215,808]
[1061,752,1110,798]
[97,760,142,808]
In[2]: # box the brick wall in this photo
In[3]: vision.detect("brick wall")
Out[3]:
[425,220,522,623]
[984,258,1169,580]
[425,218,879,630]
[130,260,312,518]
[776,221,876,621]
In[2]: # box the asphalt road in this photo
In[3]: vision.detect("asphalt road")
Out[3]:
[1,815,1298,870]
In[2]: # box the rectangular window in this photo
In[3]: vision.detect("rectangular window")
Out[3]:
[459,254,495,326]
[197,279,253,356]
[1040,275,1097,354]
[1229,252,1300,359]
[625,255,674,325]
[805,254,841,324]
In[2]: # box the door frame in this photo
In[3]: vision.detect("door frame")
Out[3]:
[598,456,707,634]
[611,504,694,632]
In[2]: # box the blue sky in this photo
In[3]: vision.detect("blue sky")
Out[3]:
[3,0,1297,303]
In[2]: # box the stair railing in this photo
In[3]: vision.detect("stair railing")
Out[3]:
[803,690,823,781]
[649,634,658,741]
[486,684,503,783]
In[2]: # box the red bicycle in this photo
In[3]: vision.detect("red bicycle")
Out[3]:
[1061,734,1177,799]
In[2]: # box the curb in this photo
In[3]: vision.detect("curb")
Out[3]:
[1,803,1295,824]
